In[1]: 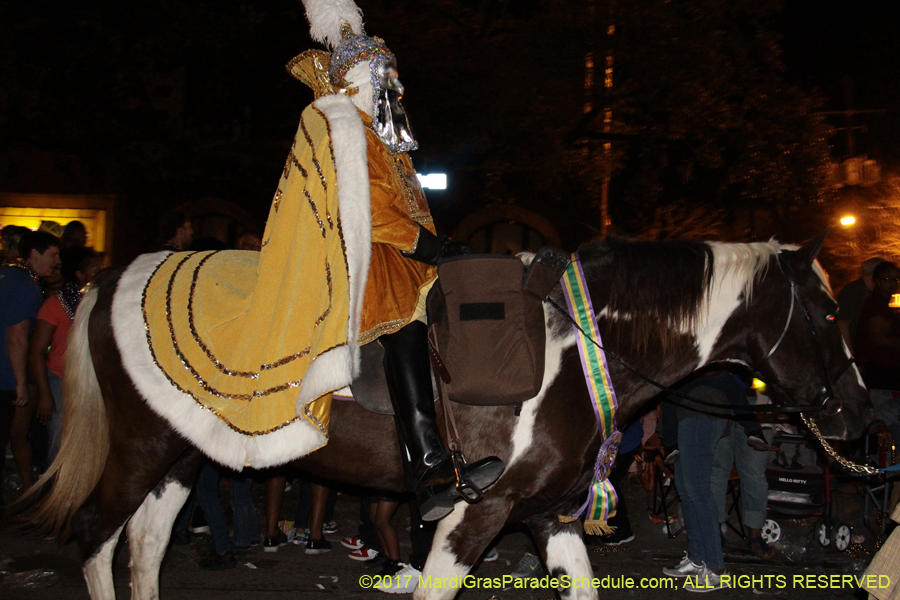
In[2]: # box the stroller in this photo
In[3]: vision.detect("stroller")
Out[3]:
[759,430,853,551]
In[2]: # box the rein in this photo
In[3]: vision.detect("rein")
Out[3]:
[546,252,852,415]
[548,251,882,476]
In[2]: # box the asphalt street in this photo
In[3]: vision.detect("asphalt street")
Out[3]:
[1,460,890,600]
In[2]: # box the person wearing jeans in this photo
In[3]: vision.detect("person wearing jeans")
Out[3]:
[194,460,261,569]
[662,372,736,592]
[711,421,775,559]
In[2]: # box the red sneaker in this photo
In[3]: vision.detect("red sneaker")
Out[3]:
[341,536,364,550]
[348,546,379,561]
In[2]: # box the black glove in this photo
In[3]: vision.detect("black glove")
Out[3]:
[441,239,473,259]
[401,225,472,265]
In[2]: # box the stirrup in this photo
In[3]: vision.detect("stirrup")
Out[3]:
[451,450,484,503]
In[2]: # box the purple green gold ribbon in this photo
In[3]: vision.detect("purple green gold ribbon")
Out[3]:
[558,252,621,535]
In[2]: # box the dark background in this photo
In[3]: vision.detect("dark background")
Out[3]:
[1,0,897,276]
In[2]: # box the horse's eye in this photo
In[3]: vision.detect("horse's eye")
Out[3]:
[825,314,836,323]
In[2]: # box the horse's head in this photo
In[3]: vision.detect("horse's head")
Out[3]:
[713,232,873,440]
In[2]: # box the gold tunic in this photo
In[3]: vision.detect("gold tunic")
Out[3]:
[358,116,437,346]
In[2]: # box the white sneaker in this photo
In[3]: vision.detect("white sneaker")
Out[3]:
[663,552,705,577]
[375,563,421,594]
[483,546,499,562]
[684,566,730,593]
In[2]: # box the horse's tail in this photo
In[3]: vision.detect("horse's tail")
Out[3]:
[24,285,108,534]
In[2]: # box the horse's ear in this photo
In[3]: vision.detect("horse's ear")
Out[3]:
[794,228,830,267]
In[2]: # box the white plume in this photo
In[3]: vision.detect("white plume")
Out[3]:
[302,0,365,50]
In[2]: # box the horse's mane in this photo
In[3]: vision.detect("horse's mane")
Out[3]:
[577,237,780,351]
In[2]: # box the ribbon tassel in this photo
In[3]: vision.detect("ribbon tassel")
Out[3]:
[558,253,621,534]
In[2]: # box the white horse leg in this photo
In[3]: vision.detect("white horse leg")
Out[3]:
[83,524,125,600]
[544,531,597,600]
[127,478,191,600]
[414,506,471,600]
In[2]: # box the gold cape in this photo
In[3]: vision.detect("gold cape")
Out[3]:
[142,93,372,458]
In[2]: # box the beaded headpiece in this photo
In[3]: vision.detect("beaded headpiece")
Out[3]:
[299,0,417,153]
[328,23,396,90]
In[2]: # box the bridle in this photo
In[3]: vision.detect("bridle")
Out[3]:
[547,252,855,415]
[548,251,877,474]
[748,252,855,416]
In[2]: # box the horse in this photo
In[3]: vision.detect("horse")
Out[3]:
[26,233,872,600]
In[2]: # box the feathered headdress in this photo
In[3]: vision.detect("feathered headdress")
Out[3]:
[301,0,365,50]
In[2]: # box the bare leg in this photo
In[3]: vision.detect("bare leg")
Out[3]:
[373,499,401,561]
[264,472,286,539]
[307,482,329,541]
[10,395,37,490]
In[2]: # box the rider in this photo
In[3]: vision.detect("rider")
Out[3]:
[299,0,504,521]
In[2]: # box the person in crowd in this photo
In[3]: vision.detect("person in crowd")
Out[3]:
[369,495,404,581]
[0,231,61,493]
[194,460,261,570]
[158,212,193,252]
[855,260,900,391]
[60,220,88,251]
[28,248,103,464]
[837,257,884,353]
[236,232,262,252]
[288,475,338,550]
[661,371,736,592]
[1,225,29,262]
[342,495,385,561]
[709,374,776,560]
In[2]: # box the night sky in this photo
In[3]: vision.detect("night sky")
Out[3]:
[780,0,900,160]
[1,1,898,258]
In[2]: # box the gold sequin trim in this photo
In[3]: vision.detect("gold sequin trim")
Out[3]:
[358,317,410,347]
[314,260,332,327]
[281,148,326,238]
[304,189,326,238]
[261,347,311,371]
[272,189,283,213]
[142,253,306,400]
[301,114,329,193]
[311,106,336,230]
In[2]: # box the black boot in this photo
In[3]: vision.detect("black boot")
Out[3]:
[381,321,504,521]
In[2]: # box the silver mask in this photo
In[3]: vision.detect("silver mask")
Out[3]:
[372,61,417,153]
[329,31,418,153]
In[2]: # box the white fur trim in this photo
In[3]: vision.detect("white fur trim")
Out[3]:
[296,95,371,407]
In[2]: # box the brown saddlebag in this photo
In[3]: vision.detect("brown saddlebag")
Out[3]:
[426,247,570,405]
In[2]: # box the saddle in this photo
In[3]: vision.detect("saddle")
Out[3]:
[350,246,570,413]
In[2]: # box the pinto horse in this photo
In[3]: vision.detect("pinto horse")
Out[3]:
[27,234,872,600]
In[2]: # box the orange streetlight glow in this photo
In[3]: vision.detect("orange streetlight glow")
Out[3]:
[840,215,856,226]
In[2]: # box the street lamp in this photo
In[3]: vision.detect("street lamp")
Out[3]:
[840,215,856,226]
